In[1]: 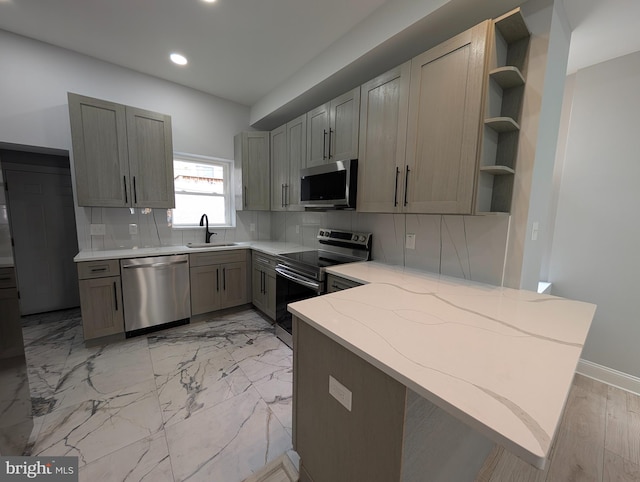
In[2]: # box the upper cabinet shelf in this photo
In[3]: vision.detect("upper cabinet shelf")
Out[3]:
[485,116,520,132]
[489,66,525,89]
[495,9,530,43]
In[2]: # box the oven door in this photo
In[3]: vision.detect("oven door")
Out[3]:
[275,265,324,348]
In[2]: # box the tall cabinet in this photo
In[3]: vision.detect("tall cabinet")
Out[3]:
[271,114,306,211]
[404,21,489,214]
[306,88,360,168]
[357,62,411,212]
[68,93,174,208]
[356,22,489,215]
[235,131,270,211]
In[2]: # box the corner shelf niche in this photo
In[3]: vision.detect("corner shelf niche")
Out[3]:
[475,8,530,214]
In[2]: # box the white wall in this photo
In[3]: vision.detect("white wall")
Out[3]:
[0,29,253,250]
[549,51,640,378]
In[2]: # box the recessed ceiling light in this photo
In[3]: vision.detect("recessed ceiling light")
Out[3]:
[170,53,188,66]
[203,0,217,3]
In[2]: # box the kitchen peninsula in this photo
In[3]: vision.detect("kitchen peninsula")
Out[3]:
[288,262,595,482]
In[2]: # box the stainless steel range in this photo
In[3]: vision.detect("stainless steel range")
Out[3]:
[275,228,372,347]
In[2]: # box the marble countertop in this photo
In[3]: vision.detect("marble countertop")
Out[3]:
[289,261,596,469]
[74,241,313,262]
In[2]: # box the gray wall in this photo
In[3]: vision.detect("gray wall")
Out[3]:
[549,51,640,378]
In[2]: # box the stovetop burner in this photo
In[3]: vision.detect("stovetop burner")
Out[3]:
[278,250,363,269]
[277,228,372,280]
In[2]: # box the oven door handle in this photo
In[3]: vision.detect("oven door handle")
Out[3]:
[275,266,322,292]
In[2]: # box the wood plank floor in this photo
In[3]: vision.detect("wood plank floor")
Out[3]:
[476,374,640,481]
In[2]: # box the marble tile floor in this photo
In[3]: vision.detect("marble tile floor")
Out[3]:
[21,307,295,482]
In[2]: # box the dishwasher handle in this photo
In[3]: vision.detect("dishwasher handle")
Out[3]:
[122,259,188,269]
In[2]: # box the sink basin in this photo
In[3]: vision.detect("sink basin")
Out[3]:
[186,242,239,248]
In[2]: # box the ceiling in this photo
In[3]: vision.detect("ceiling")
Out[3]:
[0,0,638,109]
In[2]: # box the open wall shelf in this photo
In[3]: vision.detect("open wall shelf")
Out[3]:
[475,8,530,214]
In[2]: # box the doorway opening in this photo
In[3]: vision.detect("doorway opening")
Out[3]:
[0,145,80,315]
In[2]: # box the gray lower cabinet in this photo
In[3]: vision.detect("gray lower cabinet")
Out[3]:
[189,250,249,315]
[0,266,33,456]
[326,273,362,293]
[251,252,277,320]
[68,93,174,208]
[77,260,124,340]
[0,267,23,358]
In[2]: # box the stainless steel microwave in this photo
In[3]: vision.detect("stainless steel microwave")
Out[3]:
[300,159,357,209]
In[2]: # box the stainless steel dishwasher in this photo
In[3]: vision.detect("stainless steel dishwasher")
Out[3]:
[120,254,190,334]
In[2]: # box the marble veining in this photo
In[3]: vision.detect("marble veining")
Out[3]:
[21,307,294,481]
[290,263,596,468]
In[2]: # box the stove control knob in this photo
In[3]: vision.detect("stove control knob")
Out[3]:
[319,230,325,236]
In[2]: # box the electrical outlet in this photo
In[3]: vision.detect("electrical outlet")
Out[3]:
[295,225,300,234]
[405,233,416,250]
[531,222,539,241]
[90,224,106,236]
[129,224,138,235]
[329,375,352,411]
[249,223,256,232]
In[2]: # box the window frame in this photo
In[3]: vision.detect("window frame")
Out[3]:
[171,152,235,229]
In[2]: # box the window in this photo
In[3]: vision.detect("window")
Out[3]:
[172,154,233,227]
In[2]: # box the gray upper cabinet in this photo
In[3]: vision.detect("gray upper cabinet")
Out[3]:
[126,106,175,208]
[404,22,489,214]
[270,124,287,211]
[68,93,175,208]
[271,114,307,211]
[306,87,360,168]
[306,104,330,168]
[357,62,411,213]
[235,131,270,211]
[329,87,360,162]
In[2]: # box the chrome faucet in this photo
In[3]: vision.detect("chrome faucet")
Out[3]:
[199,214,217,243]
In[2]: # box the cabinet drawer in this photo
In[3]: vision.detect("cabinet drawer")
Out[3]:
[0,267,16,289]
[190,249,247,267]
[327,273,362,293]
[252,251,278,273]
[77,259,120,279]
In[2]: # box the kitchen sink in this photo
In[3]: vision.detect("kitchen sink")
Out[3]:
[186,242,239,248]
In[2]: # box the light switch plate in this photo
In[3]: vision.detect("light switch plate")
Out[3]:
[329,375,352,411]
[249,223,256,232]
[90,224,106,236]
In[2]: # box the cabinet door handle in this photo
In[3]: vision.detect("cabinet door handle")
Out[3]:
[394,167,400,207]
[123,176,128,204]
[261,271,264,294]
[223,268,226,291]
[113,281,118,311]
[404,165,410,207]
[216,268,220,292]
[322,129,327,160]
[328,128,333,159]
[133,176,138,204]
[90,267,107,273]
[244,186,248,208]
[284,184,289,207]
[0,277,10,281]
[282,184,285,208]
[263,272,267,295]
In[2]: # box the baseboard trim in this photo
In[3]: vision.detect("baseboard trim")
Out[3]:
[576,359,640,395]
